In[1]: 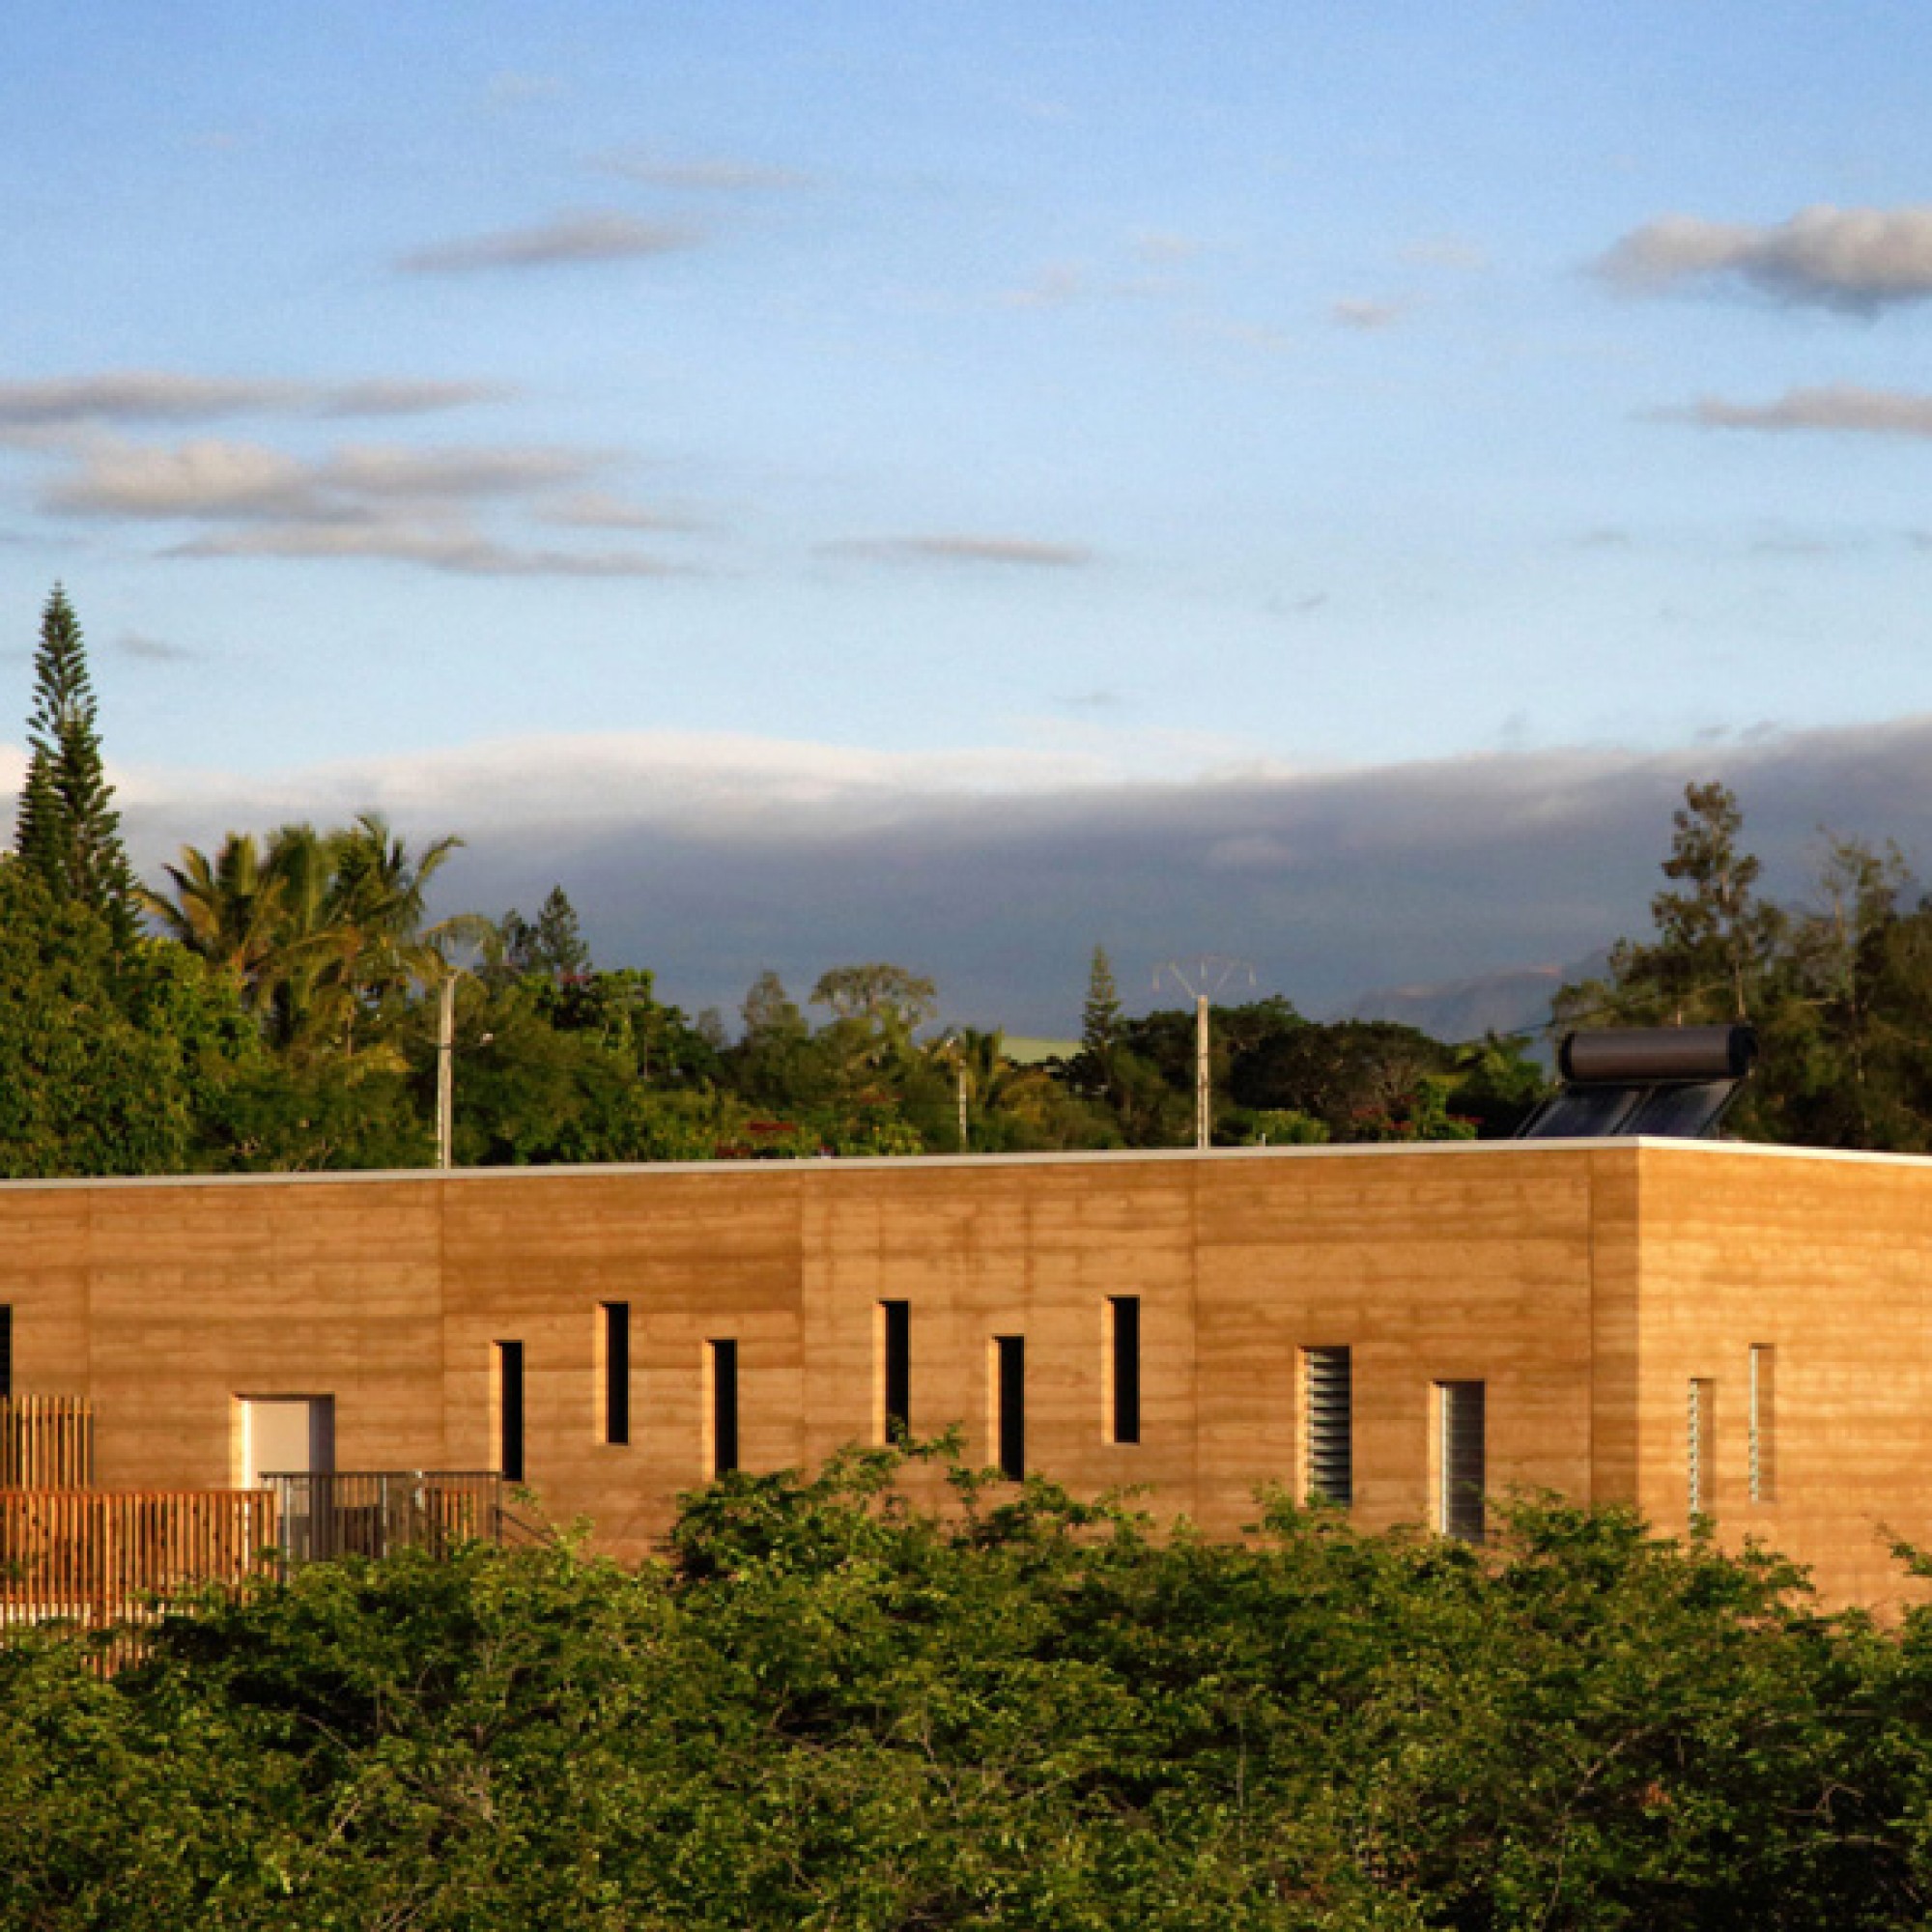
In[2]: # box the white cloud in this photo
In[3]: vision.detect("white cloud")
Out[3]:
[323,445,597,499]
[1599,205,1932,310]
[1000,263,1090,309]
[598,155,807,191]
[318,380,511,417]
[117,630,198,663]
[397,212,697,272]
[0,371,505,428]
[1330,298,1405,330]
[542,490,699,532]
[1403,237,1488,272]
[485,71,565,107]
[824,534,1094,568]
[1663,384,1932,438]
[46,440,313,518]
[1132,231,1201,264]
[30,434,677,579]
[170,518,682,578]
[43,437,604,520]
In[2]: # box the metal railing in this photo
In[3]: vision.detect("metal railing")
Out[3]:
[260,1471,519,1573]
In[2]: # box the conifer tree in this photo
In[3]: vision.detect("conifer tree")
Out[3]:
[1081,945,1122,1055]
[13,585,135,942]
[501,884,591,982]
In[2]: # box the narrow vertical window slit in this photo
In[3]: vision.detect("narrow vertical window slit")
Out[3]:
[602,1301,630,1446]
[993,1335,1025,1480]
[709,1339,739,1477]
[881,1301,911,1441]
[1109,1296,1142,1445]
[496,1341,525,1485]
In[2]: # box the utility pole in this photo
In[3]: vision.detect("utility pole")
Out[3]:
[436,974,457,1172]
[933,1031,971,1151]
[1155,957,1256,1151]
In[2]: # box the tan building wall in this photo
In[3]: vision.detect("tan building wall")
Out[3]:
[3,1139,1929,1606]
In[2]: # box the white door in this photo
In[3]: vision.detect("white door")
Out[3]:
[241,1396,335,1487]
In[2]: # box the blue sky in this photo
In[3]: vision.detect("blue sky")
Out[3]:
[7,4,1932,1025]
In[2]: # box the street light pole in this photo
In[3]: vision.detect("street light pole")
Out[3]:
[1194,992,1210,1151]
[1155,956,1256,1152]
[436,974,456,1171]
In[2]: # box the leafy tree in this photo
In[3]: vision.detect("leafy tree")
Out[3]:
[729,969,820,1117]
[0,858,257,1177]
[1558,791,1932,1153]
[203,1054,431,1174]
[809,960,938,1031]
[1230,1013,1462,1140]
[7,1445,1932,1927]
[1590,781,1783,1025]
[12,584,136,942]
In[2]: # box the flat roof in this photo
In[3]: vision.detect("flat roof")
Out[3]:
[1,1134,1927,1194]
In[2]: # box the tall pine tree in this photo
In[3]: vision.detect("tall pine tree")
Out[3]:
[13,584,136,943]
[1081,945,1122,1056]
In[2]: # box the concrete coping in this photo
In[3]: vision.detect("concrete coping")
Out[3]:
[0,1133,1925,1194]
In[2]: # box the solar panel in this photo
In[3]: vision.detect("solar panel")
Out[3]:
[1620,1080,1741,1140]
[1516,1086,1643,1139]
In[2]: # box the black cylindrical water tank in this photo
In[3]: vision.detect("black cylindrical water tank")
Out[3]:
[1557,1024,1757,1086]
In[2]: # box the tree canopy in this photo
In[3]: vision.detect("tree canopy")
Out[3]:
[1561,781,1932,1151]
[8,1445,1932,1928]
[35,585,1932,1172]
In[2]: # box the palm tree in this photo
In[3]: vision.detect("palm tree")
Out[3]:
[144,813,488,1061]
[928,1027,1031,1149]
[140,833,290,1001]
[257,822,345,1052]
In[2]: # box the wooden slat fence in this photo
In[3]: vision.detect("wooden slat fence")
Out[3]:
[0,1488,277,1634]
[0,1396,95,1489]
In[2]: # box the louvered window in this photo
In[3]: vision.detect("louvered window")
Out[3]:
[1304,1347,1352,1508]
[1688,1377,1714,1521]
[1438,1380,1486,1543]
[1748,1347,1774,1503]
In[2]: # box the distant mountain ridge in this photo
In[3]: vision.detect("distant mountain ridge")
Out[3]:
[1331,952,1610,1046]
